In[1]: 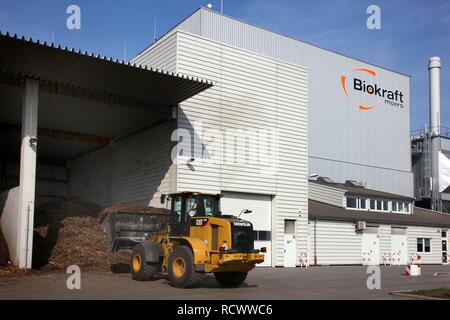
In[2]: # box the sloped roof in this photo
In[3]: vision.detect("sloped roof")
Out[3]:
[0,31,213,107]
[309,200,450,228]
[310,180,413,201]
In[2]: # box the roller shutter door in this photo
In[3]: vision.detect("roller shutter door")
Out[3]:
[221,192,272,267]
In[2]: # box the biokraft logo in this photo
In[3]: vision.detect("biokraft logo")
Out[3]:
[341,68,405,110]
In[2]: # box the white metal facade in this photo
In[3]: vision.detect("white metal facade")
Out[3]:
[308,182,448,265]
[144,7,413,197]
[309,220,446,265]
[134,31,309,267]
[308,181,345,208]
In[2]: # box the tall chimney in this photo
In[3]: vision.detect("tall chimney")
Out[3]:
[429,56,442,211]
[429,56,441,135]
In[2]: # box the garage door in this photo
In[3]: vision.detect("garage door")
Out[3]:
[221,192,272,267]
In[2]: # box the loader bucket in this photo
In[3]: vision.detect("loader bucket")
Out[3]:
[100,205,170,252]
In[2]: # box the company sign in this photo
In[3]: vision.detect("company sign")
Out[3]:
[341,68,405,111]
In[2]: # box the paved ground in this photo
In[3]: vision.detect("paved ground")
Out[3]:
[0,265,449,300]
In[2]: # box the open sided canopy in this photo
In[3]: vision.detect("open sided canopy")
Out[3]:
[0,32,213,160]
[0,32,213,107]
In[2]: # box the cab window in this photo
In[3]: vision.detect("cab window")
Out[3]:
[186,195,219,217]
[172,196,182,223]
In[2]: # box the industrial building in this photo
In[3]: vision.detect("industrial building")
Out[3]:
[412,57,450,214]
[1,7,449,269]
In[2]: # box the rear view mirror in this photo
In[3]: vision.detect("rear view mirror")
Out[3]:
[238,209,252,218]
[160,194,166,204]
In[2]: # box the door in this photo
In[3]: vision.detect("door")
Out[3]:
[170,195,186,236]
[362,227,380,265]
[391,228,407,265]
[284,220,297,267]
[221,192,272,266]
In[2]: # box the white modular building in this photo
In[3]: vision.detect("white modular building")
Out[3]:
[309,179,450,266]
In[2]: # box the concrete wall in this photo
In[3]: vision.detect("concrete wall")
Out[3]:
[0,187,20,265]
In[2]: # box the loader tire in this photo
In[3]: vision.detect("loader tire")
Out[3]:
[168,246,203,288]
[214,272,248,287]
[131,244,157,281]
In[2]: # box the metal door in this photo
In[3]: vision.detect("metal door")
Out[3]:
[362,227,380,265]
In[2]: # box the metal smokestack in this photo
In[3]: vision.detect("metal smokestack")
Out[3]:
[429,57,441,135]
[429,56,442,211]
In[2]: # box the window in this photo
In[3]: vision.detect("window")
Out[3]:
[346,197,367,210]
[392,201,410,213]
[417,238,431,253]
[442,231,448,238]
[368,199,390,212]
[376,200,382,211]
[346,197,357,209]
[172,196,182,223]
[360,198,367,210]
[186,195,220,217]
[392,201,399,212]
[253,230,271,241]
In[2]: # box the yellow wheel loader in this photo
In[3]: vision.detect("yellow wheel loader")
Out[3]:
[102,192,265,288]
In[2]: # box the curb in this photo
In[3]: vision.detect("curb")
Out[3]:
[389,291,447,300]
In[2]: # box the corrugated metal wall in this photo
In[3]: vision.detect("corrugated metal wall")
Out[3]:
[308,182,345,207]
[68,36,180,208]
[133,32,178,72]
[0,159,67,205]
[309,220,444,265]
[407,226,442,264]
[441,137,450,152]
[175,32,309,266]
[68,121,176,207]
[164,8,413,197]
[309,220,362,265]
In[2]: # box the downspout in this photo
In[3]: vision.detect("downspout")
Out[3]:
[314,217,318,266]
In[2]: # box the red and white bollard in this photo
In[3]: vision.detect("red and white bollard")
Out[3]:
[405,254,421,276]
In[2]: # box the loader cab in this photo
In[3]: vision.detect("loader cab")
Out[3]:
[167,192,221,236]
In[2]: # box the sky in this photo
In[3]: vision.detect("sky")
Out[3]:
[0,0,449,131]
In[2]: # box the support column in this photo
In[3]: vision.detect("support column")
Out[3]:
[17,78,39,269]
